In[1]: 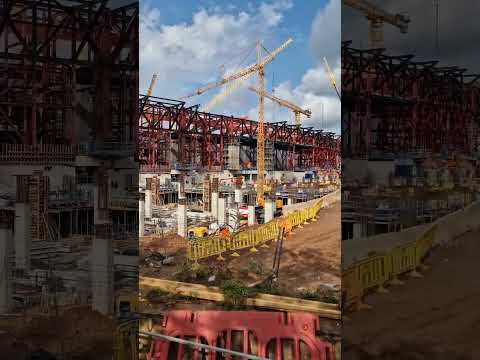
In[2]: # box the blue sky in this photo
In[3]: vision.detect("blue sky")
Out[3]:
[139,0,340,132]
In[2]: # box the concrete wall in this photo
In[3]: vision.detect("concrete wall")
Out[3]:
[343,159,394,186]
[0,165,74,191]
[343,200,480,268]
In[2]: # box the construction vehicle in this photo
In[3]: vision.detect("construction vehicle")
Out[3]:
[116,289,139,319]
[343,0,409,48]
[187,226,209,239]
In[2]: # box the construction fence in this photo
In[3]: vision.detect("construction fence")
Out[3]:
[187,189,340,262]
[342,199,480,311]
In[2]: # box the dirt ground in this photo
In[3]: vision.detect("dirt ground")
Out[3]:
[343,228,480,360]
[140,201,341,297]
[227,200,341,291]
[0,307,115,359]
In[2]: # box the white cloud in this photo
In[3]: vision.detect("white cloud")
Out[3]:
[140,1,293,99]
[246,0,341,133]
[139,0,340,134]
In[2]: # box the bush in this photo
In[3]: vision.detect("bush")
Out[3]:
[221,279,254,309]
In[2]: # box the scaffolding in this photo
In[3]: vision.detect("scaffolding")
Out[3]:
[29,171,49,241]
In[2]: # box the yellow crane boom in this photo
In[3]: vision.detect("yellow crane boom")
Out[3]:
[343,0,409,48]
[323,57,341,101]
[146,73,157,97]
[201,73,253,112]
[248,86,311,126]
[181,38,293,99]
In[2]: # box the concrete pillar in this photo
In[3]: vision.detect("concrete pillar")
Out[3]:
[91,169,113,315]
[139,194,145,237]
[177,199,187,237]
[0,214,13,313]
[234,189,243,204]
[218,196,226,226]
[145,189,152,219]
[228,206,239,230]
[264,198,275,223]
[248,205,256,226]
[211,192,219,218]
[91,223,113,315]
[287,197,294,206]
[14,203,31,273]
[353,223,362,239]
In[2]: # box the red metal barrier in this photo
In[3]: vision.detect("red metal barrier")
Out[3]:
[147,311,334,360]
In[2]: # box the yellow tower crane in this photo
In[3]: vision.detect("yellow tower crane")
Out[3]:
[183,39,293,205]
[181,39,293,100]
[248,86,311,127]
[343,0,409,49]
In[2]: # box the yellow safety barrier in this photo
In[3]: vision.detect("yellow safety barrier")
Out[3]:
[341,225,438,311]
[186,196,327,262]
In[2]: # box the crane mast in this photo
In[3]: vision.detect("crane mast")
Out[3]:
[256,40,266,205]
[182,39,294,206]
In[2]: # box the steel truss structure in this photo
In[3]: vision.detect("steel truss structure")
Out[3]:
[0,0,138,146]
[139,96,340,173]
[342,41,480,159]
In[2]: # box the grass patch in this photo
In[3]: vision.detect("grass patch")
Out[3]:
[297,288,340,304]
[221,279,255,309]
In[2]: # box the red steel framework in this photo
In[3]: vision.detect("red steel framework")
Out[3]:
[0,0,138,148]
[146,310,335,360]
[342,41,480,159]
[139,95,340,173]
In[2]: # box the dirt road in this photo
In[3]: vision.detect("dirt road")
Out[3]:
[227,200,341,292]
[343,228,480,359]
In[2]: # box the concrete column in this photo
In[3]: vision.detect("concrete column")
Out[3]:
[287,197,294,206]
[91,169,113,315]
[218,196,226,226]
[139,194,145,237]
[14,203,31,273]
[91,223,113,315]
[234,189,243,204]
[248,205,256,226]
[264,198,275,223]
[211,192,219,218]
[228,206,239,230]
[353,223,362,239]
[145,189,152,219]
[177,199,187,237]
[0,215,12,313]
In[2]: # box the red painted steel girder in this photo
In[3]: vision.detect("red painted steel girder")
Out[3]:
[342,41,480,158]
[0,1,139,145]
[138,95,340,171]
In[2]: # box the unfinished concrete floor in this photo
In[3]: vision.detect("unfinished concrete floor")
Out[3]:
[343,228,480,360]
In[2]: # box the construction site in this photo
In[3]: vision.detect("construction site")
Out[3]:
[0,1,139,359]
[137,32,342,360]
[341,1,480,358]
